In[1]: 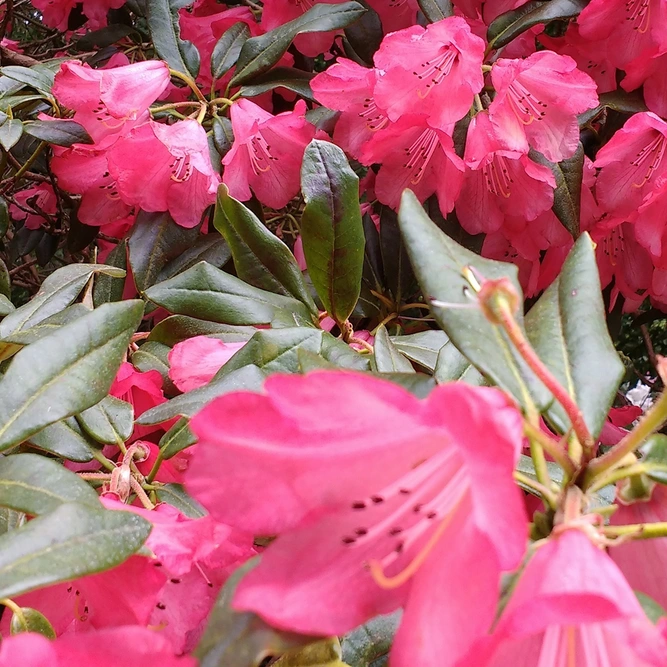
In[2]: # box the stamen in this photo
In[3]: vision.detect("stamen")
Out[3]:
[630,133,666,187]
[170,155,193,182]
[402,128,441,185]
[626,0,650,33]
[483,155,513,198]
[414,49,457,99]
[246,132,276,175]
[506,80,548,126]
[359,99,389,132]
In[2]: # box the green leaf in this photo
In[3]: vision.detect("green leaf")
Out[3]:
[639,434,667,485]
[212,116,234,158]
[9,606,56,638]
[157,233,231,283]
[0,197,9,239]
[273,638,348,667]
[147,0,200,77]
[434,341,486,385]
[398,190,550,409]
[298,348,337,372]
[128,210,202,293]
[75,24,135,49]
[391,329,449,372]
[0,508,23,537]
[579,90,648,126]
[76,395,134,445]
[1,305,90,350]
[375,372,436,398]
[240,68,316,102]
[636,592,667,624]
[149,315,254,347]
[343,4,382,66]
[0,300,144,451]
[214,185,316,313]
[155,483,207,518]
[341,612,401,667]
[131,341,173,392]
[301,140,364,326]
[0,294,14,316]
[23,120,93,146]
[0,66,53,94]
[0,502,151,599]
[373,325,414,373]
[0,453,99,515]
[320,332,370,370]
[159,417,197,459]
[525,234,624,439]
[0,259,10,299]
[145,261,316,327]
[530,144,583,238]
[28,418,96,463]
[378,205,414,303]
[211,22,250,81]
[417,0,453,22]
[93,240,128,307]
[231,2,366,87]
[195,559,311,667]
[0,263,125,338]
[137,364,266,425]
[487,0,586,49]
[0,119,23,151]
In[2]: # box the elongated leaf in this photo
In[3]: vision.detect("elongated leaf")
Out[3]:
[93,240,128,307]
[149,315,254,346]
[157,234,231,283]
[525,234,624,439]
[391,329,449,371]
[376,372,435,397]
[76,395,134,445]
[417,0,453,22]
[530,145,583,238]
[240,68,316,101]
[0,502,151,599]
[211,22,250,81]
[156,483,207,517]
[0,119,23,151]
[28,418,96,462]
[195,559,311,667]
[0,454,99,515]
[0,66,53,94]
[373,325,414,373]
[75,24,135,49]
[0,294,14,316]
[147,0,200,77]
[128,210,201,293]
[1,305,90,351]
[487,0,586,49]
[9,606,56,638]
[0,197,9,239]
[579,90,648,126]
[273,638,348,667]
[0,264,125,338]
[231,2,366,87]
[379,204,414,303]
[132,341,173,392]
[214,185,316,313]
[159,417,197,459]
[434,342,486,385]
[301,140,364,326]
[343,2,382,66]
[398,190,550,409]
[212,115,234,158]
[138,364,266,425]
[341,612,401,667]
[145,261,316,327]
[23,120,93,146]
[0,300,144,450]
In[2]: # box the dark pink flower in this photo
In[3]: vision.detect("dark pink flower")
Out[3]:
[52,60,170,146]
[373,17,485,129]
[594,112,667,219]
[469,528,666,666]
[0,627,195,666]
[456,112,555,235]
[453,0,530,23]
[32,0,124,31]
[310,58,388,159]
[489,50,598,162]
[634,175,667,268]
[168,336,247,392]
[578,0,667,69]
[365,0,419,33]
[623,47,667,120]
[360,115,465,216]
[10,184,57,230]
[600,405,643,446]
[223,99,317,209]
[539,24,617,94]
[110,362,167,441]
[108,119,220,228]
[51,145,132,226]
[186,372,527,666]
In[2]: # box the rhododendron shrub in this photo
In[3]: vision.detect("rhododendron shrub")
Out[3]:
[3,0,667,665]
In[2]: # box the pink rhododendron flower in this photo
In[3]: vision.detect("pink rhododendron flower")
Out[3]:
[453,0,530,23]
[261,0,342,57]
[634,176,667,268]
[108,119,220,228]
[594,112,667,219]
[600,405,643,445]
[52,60,170,145]
[456,112,555,235]
[51,145,132,226]
[539,24,617,94]
[469,527,667,666]
[578,0,667,69]
[373,17,485,129]
[623,47,667,119]
[223,99,317,209]
[168,335,247,392]
[110,362,167,441]
[0,627,195,666]
[360,115,465,216]
[365,0,419,32]
[32,0,124,31]
[489,50,598,162]
[10,184,57,230]
[310,58,388,160]
[186,372,527,666]
[610,484,667,612]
